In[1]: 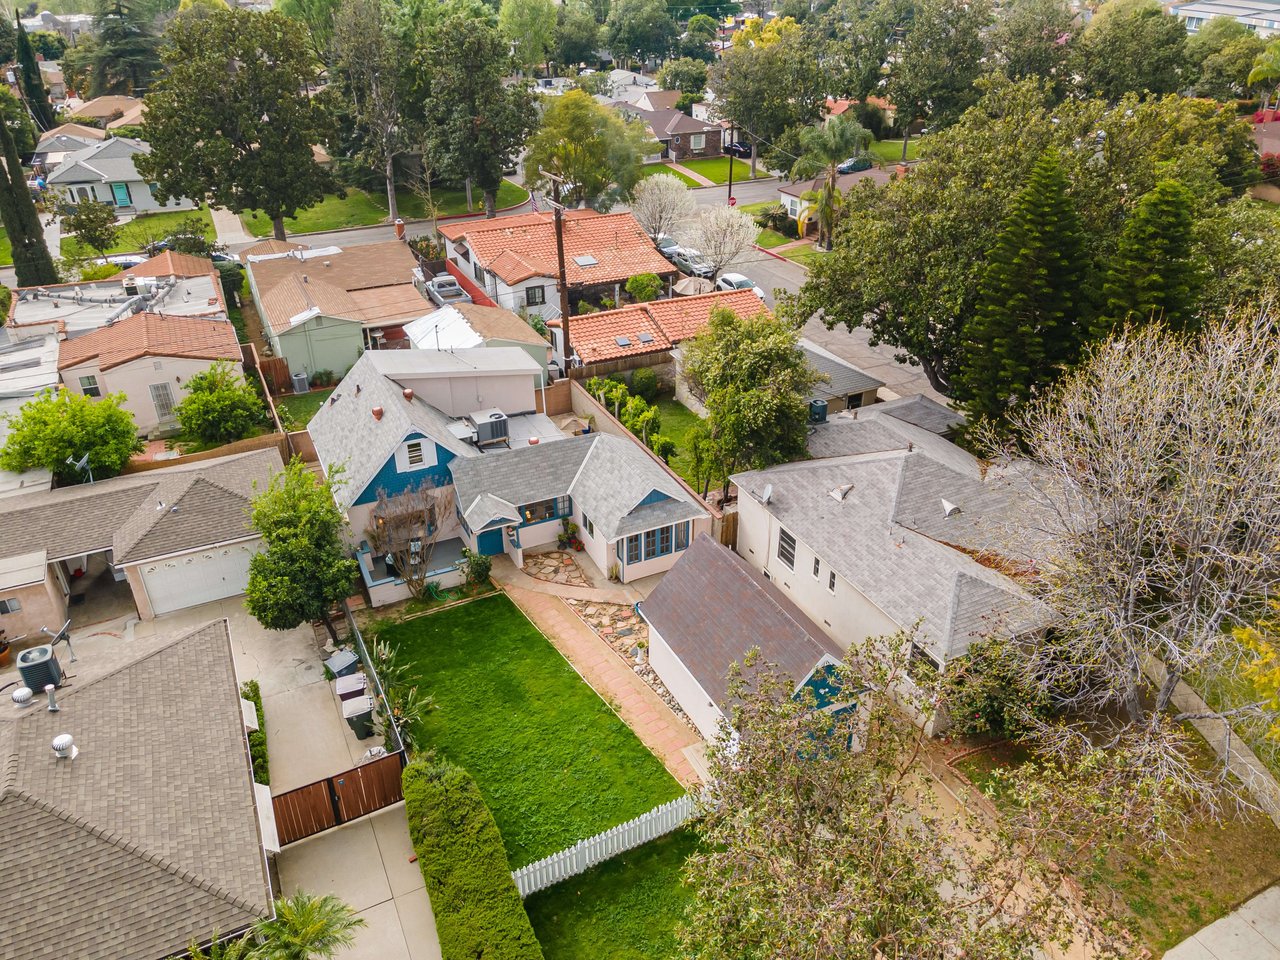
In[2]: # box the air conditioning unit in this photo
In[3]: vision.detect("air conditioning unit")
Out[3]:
[291,372,310,394]
[470,409,509,446]
[808,399,829,424]
[17,644,63,691]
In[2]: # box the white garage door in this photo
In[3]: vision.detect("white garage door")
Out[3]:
[138,540,262,615]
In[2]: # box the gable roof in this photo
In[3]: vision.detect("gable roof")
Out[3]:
[0,620,272,960]
[439,211,676,287]
[623,103,719,139]
[57,313,240,372]
[259,274,363,335]
[0,447,282,565]
[46,137,150,186]
[635,89,681,111]
[642,534,842,709]
[113,250,220,281]
[404,303,548,351]
[33,132,98,158]
[38,122,106,144]
[106,100,146,129]
[71,94,142,120]
[800,339,883,401]
[239,238,307,263]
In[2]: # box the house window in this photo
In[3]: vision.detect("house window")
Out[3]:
[150,382,176,421]
[777,528,796,569]
[78,375,101,398]
[675,521,689,551]
[658,526,673,555]
[846,393,864,410]
[520,495,571,525]
[526,285,546,306]
[0,597,20,614]
[406,441,425,466]
[473,261,484,282]
[690,133,706,151]
[908,642,942,685]
[644,528,658,558]
[626,535,641,564]
[812,557,820,578]
[828,570,836,593]
[583,513,594,538]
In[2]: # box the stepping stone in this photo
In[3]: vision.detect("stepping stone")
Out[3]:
[616,627,634,637]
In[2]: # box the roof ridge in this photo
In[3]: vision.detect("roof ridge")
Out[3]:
[113,473,199,558]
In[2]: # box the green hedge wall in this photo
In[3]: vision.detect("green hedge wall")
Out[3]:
[240,680,269,785]
[402,760,544,960]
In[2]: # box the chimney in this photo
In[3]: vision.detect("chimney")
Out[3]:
[372,406,384,421]
[45,684,59,712]
[402,388,414,402]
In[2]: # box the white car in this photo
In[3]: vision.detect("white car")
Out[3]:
[716,272,766,301]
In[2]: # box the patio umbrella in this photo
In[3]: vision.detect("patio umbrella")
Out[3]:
[674,276,713,296]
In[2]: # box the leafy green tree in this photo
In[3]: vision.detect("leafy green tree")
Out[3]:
[27,28,64,59]
[677,11,719,61]
[0,388,141,483]
[163,213,223,257]
[1101,179,1203,333]
[252,893,365,960]
[788,115,871,249]
[1250,38,1280,108]
[988,0,1077,94]
[523,89,652,209]
[0,88,35,154]
[1074,0,1187,100]
[625,272,662,301]
[0,15,15,63]
[952,150,1093,430]
[1187,18,1267,99]
[275,0,341,63]
[499,0,556,74]
[90,0,160,96]
[245,458,358,642]
[817,0,908,102]
[415,12,537,217]
[137,9,334,241]
[657,55,707,95]
[14,12,54,130]
[556,0,601,67]
[174,361,266,445]
[680,307,822,492]
[604,0,676,67]
[0,112,56,286]
[63,199,120,258]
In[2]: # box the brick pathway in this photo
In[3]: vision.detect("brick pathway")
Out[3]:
[501,582,702,787]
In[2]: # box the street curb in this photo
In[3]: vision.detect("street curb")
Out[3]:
[753,242,808,271]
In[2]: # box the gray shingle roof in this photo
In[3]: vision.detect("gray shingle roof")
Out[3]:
[46,137,151,185]
[0,620,272,960]
[451,435,594,529]
[872,394,965,436]
[0,448,282,564]
[800,340,883,402]
[641,535,842,709]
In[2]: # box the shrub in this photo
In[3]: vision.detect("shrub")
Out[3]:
[310,369,336,387]
[630,366,659,402]
[650,433,676,461]
[753,202,790,233]
[625,272,663,303]
[77,263,120,281]
[1263,152,1280,181]
[402,760,544,960]
[174,360,267,445]
[941,637,1053,738]
[240,680,269,785]
[462,547,492,585]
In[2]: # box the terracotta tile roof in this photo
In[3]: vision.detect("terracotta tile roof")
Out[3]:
[439,211,675,287]
[57,312,241,371]
[40,121,105,142]
[644,289,768,342]
[111,250,219,280]
[238,238,307,263]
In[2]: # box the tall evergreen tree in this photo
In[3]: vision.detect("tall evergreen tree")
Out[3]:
[90,0,161,96]
[14,11,54,131]
[953,150,1091,428]
[1102,179,1203,332]
[0,115,56,286]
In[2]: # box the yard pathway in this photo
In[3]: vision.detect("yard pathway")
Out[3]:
[490,553,646,604]
[501,580,703,788]
[664,160,716,187]
[211,205,256,244]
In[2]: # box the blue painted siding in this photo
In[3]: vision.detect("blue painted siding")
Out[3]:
[352,432,456,506]
[636,489,674,508]
[477,528,504,555]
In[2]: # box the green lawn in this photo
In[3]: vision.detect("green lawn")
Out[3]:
[654,392,718,491]
[780,241,828,268]
[242,180,530,237]
[0,228,12,267]
[274,387,335,429]
[639,163,700,189]
[377,594,682,867]
[678,156,759,185]
[869,139,921,164]
[60,207,216,258]
[525,829,698,960]
[755,228,791,249]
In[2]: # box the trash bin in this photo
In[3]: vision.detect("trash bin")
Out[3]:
[325,649,360,678]
[334,672,368,701]
[343,695,375,740]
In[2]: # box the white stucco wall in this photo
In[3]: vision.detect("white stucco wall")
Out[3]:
[398,372,536,418]
[646,621,725,742]
[613,515,713,583]
[60,354,227,435]
[54,180,196,214]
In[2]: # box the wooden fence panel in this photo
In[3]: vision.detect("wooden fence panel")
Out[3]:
[260,356,292,395]
[272,781,337,846]
[332,754,404,823]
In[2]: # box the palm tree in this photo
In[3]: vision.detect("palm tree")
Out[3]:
[788,115,872,250]
[186,932,253,960]
[251,893,366,960]
[1249,39,1280,110]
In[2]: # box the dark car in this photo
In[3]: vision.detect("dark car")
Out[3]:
[724,141,752,159]
[655,234,681,262]
[836,156,873,174]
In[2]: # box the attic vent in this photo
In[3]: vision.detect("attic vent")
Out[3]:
[573,255,599,267]
[829,483,855,502]
[941,499,961,518]
[637,332,654,343]
[615,336,631,347]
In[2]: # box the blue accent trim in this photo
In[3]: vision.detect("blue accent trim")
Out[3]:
[635,489,674,508]
[477,529,504,555]
[352,432,456,506]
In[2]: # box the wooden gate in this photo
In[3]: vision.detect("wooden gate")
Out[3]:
[260,356,292,395]
[271,752,405,845]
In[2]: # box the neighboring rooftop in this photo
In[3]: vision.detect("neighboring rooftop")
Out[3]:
[8,272,226,338]
[779,166,892,198]
[873,394,965,436]
[46,137,152,187]
[0,620,273,960]
[57,312,240,372]
[38,122,106,144]
[239,238,307,263]
[68,94,142,121]
[800,338,883,402]
[113,250,222,281]
[403,303,548,350]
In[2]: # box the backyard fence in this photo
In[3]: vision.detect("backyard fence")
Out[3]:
[511,793,697,897]
[271,751,405,845]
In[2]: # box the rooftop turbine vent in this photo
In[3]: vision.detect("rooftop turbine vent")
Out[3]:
[11,686,33,707]
[52,733,76,759]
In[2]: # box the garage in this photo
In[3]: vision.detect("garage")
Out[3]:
[136,540,262,616]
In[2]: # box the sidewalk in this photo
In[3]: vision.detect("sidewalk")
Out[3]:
[502,581,703,787]
[664,160,716,187]
[210,205,256,244]
[1165,886,1280,960]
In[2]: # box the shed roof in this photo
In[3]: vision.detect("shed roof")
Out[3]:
[800,339,883,401]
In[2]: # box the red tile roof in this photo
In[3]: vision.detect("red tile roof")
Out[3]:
[439,211,676,287]
[644,289,767,342]
[111,251,219,281]
[57,313,241,371]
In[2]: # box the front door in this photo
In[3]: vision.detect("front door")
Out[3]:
[111,182,131,206]
[149,382,175,424]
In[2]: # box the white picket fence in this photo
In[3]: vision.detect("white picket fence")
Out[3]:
[511,794,697,897]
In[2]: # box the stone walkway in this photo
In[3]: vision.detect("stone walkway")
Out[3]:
[502,581,702,786]
[522,550,591,588]
[490,553,645,604]
[1165,886,1280,960]
[664,160,716,187]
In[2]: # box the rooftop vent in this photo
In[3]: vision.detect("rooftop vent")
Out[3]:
[829,483,855,502]
[572,255,599,267]
[52,733,76,760]
[11,686,32,707]
[941,499,961,518]
[615,336,631,347]
[403,388,414,402]
[372,405,384,421]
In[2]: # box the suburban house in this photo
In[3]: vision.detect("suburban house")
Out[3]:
[1172,0,1280,35]
[438,210,677,327]
[0,447,283,633]
[614,91,723,161]
[31,124,103,173]
[57,312,242,436]
[802,339,883,412]
[557,288,766,370]
[0,619,274,960]
[730,406,1047,727]
[778,166,891,223]
[824,95,896,127]
[66,94,143,128]
[640,534,850,741]
[20,10,96,43]
[403,303,551,381]
[0,329,59,498]
[308,348,709,601]
[245,240,432,377]
[46,137,196,213]
[108,99,146,130]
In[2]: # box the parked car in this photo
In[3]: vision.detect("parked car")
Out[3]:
[836,156,873,174]
[673,247,714,279]
[715,272,766,301]
[655,234,681,262]
[724,141,752,159]
[144,236,237,263]
[425,273,473,306]
[92,253,148,268]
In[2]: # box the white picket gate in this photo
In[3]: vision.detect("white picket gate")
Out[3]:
[512,794,697,897]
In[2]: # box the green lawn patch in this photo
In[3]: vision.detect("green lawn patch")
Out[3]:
[377,594,682,867]
[396,179,529,219]
[639,163,700,188]
[0,227,12,267]
[780,241,827,268]
[274,387,335,430]
[869,139,921,164]
[653,392,715,492]
[60,207,216,258]
[1185,640,1280,780]
[525,829,698,960]
[755,228,791,249]
[678,156,759,185]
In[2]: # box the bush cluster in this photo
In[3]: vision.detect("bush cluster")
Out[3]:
[402,760,544,960]
[940,637,1053,738]
[585,373,675,462]
[240,679,270,785]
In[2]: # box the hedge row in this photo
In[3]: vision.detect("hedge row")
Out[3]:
[403,760,544,960]
[240,680,269,786]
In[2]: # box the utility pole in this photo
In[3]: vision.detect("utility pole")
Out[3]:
[539,168,573,368]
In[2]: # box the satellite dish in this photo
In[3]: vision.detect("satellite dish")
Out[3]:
[760,484,773,505]
[66,453,89,471]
